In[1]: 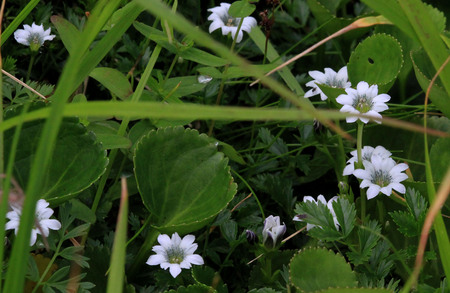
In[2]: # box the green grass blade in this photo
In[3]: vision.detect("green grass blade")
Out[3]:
[398,0,450,97]
[106,177,129,293]
[0,102,344,133]
[360,0,417,41]
[1,0,40,46]
[3,1,124,291]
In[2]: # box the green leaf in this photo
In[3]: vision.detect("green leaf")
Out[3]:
[69,199,97,224]
[3,105,108,204]
[290,247,357,292]
[166,284,216,293]
[229,1,256,18]
[220,219,238,243]
[411,49,450,118]
[64,223,90,240]
[348,34,403,91]
[360,0,417,41]
[87,121,132,150]
[50,15,81,55]
[405,188,428,221]
[294,198,341,241]
[430,138,450,182]
[107,178,129,293]
[390,188,428,237]
[332,197,356,238]
[347,220,381,265]
[134,127,237,234]
[399,0,450,99]
[389,211,417,237]
[89,67,133,100]
[317,289,393,293]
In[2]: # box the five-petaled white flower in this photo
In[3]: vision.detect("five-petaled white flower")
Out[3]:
[293,195,339,231]
[304,66,351,101]
[262,215,286,249]
[14,23,55,51]
[343,145,392,176]
[208,3,257,43]
[5,199,61,246]
[336,81,390,124]
[353,156,409,200]
[146,232,204,278]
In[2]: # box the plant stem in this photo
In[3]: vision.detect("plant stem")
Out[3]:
[31,238,65,293]
[208,17,244,136]
[26,53,36,81]
[356,122,365,222]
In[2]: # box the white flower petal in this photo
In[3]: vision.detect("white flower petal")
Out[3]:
[147,254,166,266]
[169,264,182,278]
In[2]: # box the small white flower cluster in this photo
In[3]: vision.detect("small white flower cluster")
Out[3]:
[304,67,390,124]
[147,232,204,278]
[207,3,257,43]
[343,146,409,200]
[14,22,55,51]
[5,199,61,246]
[293,195,339,231]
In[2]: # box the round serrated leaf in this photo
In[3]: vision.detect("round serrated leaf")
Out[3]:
[134,126,236,234]
[165,284,216,293]
[229,1,256,18]
[4,104,108,204]
[348,34,403,91]
[317,289,393,293]
[290,247,356,292]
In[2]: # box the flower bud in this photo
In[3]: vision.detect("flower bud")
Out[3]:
[262,215,286,250]
[246,229,258,245]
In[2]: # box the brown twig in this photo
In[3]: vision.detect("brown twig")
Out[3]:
[1,69,47,100]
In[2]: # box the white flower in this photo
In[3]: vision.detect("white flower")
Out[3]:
[304,66,351,100]
[293,195,339,231]
[198,75,213,84]
[262,215,286,249]
[5,199,61,246]
[146,232,204,278]
[14,23,55,51]
[336,81,390,124]
[208,3,257,43]
[353,156,409,200]
[343,145,392,176]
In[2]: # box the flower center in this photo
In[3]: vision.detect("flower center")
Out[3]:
[371,170,392,187]
[167,246,185,264]
[352,95,374,113]
[326,76,346,88]
[221,14,240,27]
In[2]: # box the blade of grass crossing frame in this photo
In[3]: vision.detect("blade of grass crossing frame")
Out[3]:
[0,0,40,46]
[3,1,124,291]
[107,177,129,293]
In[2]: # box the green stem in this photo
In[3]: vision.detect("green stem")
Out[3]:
[231,169,265,219]
[207,17,245,136]
[356,122,365,222]
[31,238,65,293]
[128,226,159,277]
[26,53,36,81]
